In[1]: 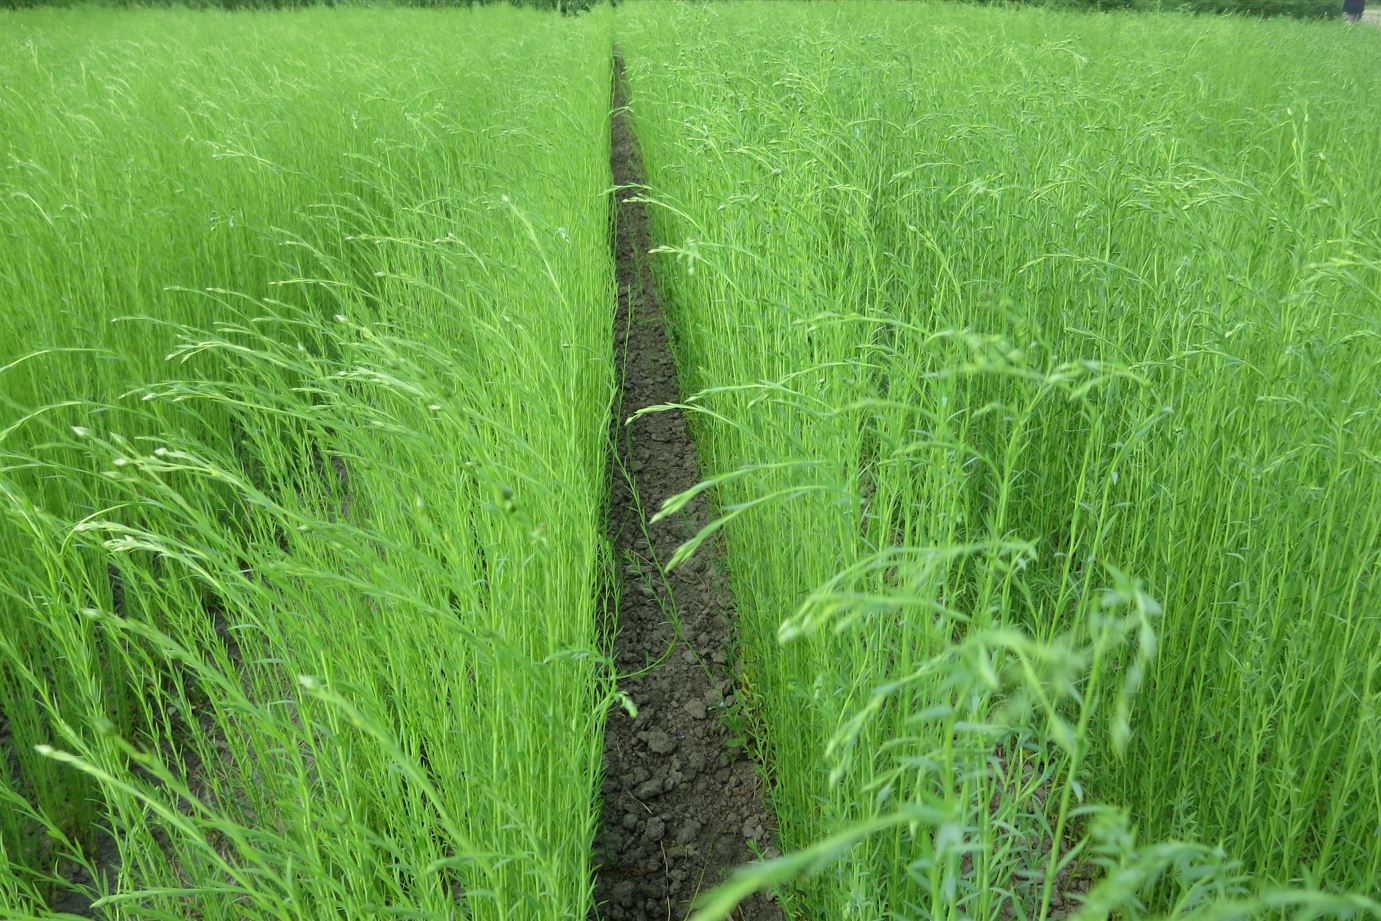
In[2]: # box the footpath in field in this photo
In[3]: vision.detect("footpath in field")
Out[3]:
[593,57,782,921]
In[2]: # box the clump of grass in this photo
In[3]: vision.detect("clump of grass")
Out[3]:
[619,2,1381,917]
[0,7,616,918]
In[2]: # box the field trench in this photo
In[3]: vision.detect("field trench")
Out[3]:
[592,55,783,921]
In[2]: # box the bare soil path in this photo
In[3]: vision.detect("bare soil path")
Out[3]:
[593,55,783,921]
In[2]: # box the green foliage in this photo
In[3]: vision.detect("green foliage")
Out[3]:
[965,0,1339,19]
[0,7,615,917]
[619,1,1381,917]
[0,0,598,11]
[1129,0,1339,19]
[3,2,1379,919]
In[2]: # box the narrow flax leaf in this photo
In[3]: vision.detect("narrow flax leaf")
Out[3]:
[688,804,954,921]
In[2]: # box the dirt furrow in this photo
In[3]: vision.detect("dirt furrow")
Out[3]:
[593,55,783,921]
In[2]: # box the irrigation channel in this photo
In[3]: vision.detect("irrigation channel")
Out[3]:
[593,57,783,921]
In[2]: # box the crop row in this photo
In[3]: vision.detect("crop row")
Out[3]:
[621,2,1380,917]
[1,8,613,919]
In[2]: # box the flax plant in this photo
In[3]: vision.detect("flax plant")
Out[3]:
[1,8,616,918]
[619,2,1381,918]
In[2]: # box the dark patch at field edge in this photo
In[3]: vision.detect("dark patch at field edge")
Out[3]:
[593,56,783,921]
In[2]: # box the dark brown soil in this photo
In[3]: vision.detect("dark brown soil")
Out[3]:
[593,57,783,921]
[48,833,120,918]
